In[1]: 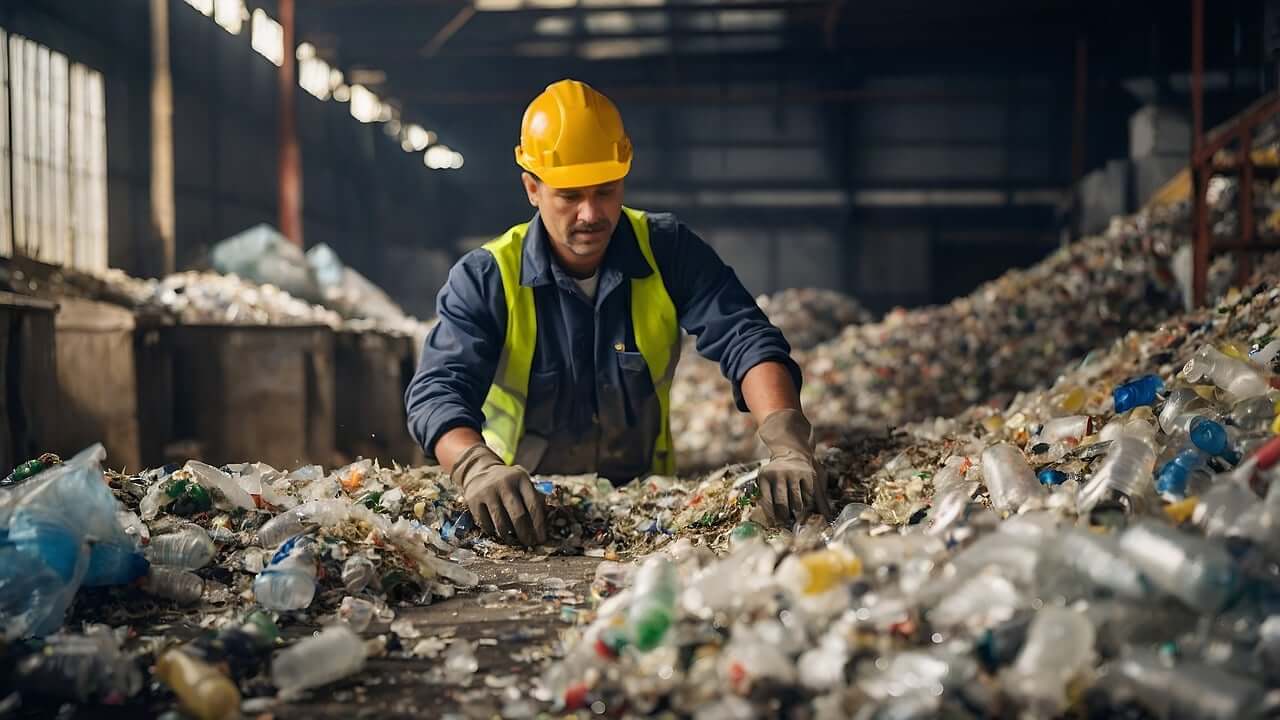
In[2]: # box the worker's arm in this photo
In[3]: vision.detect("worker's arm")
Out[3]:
[648,216,826,525]
[404,252,546,545]
[404,251,504,460]
[739,360,802,423]
[645,215,803,407]
[434,426,486,474]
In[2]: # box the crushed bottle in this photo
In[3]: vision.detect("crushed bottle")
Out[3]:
[271,625,367,693]
[253,535,318,611]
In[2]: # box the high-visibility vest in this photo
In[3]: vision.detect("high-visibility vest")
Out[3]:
[480,206,678,475]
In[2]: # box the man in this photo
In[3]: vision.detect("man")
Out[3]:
[405,79,831,546]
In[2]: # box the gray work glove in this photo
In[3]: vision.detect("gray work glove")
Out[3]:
[756,409,833,527]
[452,444,548,546]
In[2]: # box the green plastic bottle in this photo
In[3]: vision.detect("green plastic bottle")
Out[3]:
[626,556,678,652]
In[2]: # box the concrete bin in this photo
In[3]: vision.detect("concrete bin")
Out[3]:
[0,292,58,473]
[334,329,424,467]
[53,297,141,471]
[159,324,337,469]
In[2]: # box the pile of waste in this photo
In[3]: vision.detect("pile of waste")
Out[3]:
[755,288,874,351]
[669,179,1280,470]
[541,255,1280,718]
[106,269,346,328]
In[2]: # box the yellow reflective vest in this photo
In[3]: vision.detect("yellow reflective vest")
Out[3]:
[479,207,679,475]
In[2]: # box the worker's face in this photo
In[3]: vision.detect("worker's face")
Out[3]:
[523,172,624,271]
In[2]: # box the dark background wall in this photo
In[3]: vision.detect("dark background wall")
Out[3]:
[4,0,461,319]
[4,0,1274,319]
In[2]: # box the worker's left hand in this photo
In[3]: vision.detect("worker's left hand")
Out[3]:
[756,409,832,527]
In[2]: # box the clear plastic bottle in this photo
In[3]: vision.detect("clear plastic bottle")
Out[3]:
[253,535,318,611]
[1035,528,1149,601]
[155,649,241,720]
[1077,434,1157,515]
[1103,649,1264,720]
[341,554,376,593]
[1160,387,1212,434]
[1182,345,1271,399]
[1118,521,1239,612]
[626,556,679,652]
[980,443,1043,512]
[1001,606,1095,716]
[1037,415,1091,444]
[142,567,205,605]
[146,525,217,570]
[1229,395,1276,432]
[15,626,144,701]
[271,625,367,692]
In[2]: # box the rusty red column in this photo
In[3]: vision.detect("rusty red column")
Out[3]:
[278,0,303,246]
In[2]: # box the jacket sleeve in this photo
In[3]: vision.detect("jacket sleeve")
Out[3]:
[647,214,803,412]
[405,249,507,459]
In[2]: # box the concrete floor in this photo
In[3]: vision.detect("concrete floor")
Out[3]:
[276,554,602,719]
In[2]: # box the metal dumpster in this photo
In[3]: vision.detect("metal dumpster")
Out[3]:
[334,329,424,466]
[159,324,337,469]
[54,297,142,471]
[0,292,58,473]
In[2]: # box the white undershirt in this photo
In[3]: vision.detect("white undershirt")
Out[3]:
[573,272,600,301]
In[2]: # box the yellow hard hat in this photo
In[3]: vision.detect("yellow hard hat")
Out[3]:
[515,79,632,189]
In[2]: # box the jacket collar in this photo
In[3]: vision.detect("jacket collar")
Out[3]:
[520,210,654,288]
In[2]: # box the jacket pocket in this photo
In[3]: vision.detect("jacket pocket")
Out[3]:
[523,368,562,434]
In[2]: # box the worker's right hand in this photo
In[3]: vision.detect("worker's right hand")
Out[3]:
[451,444,548,546]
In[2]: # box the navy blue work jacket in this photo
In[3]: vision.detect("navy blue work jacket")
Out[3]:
[404,210,801,481]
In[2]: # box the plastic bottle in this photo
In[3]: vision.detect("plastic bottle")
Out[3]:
[980,443,1043,512]
[2,457,49,487]
[1188,417,1232,457]
[1102,649,1264,720]
[775,545,862,596]
[1252,337,1280,367]
[1118,521,1239,612]
[147,525,217,570]
[1229,395,1277,432]
[155,649,241,720]
[1181,345,1271,399]
[339,596,376,632]
[1034,528,1150,601]
[1077,434,1157,515]
[271,625,367,692]
[1001,606,1095,716]
[15,626,144,702]
[1155,448,1210,497]
[1037,415,1091,444]
[341,554,376,593]
[1159,387,1212,434]
[253,535,318,611]
[626,556,679,652]
[1037,468,1067,486]
[142,567,206,605]
[1113,374,1164,414]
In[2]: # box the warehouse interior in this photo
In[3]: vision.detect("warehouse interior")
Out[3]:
[4,0,1280,717]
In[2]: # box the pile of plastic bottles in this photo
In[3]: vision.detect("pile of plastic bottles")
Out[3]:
[543,259,1280,718]
[0,450,483,716]
[668,182,1273,470]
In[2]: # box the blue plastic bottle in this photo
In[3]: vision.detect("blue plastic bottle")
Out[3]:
[1113,375,1165,414]
[1188,417,1229,457]
[1155,448,1209,497]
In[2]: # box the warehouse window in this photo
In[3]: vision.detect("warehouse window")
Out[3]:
[2,31,108,273]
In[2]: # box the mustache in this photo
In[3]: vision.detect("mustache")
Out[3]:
[571,222,609,234]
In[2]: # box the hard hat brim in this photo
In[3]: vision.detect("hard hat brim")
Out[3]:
[516,152,631,190]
